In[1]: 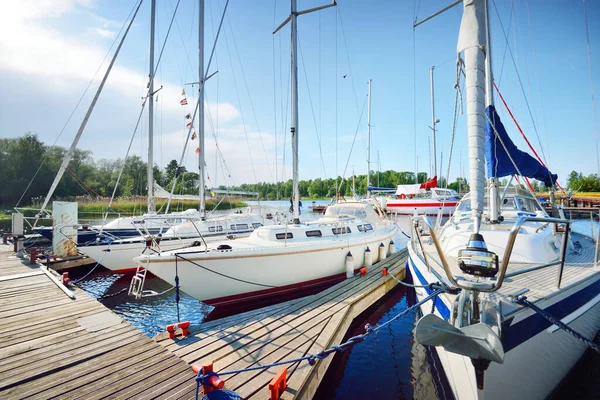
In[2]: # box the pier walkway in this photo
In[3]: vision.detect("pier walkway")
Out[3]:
[0,244,196,399]
[154,250,408,399]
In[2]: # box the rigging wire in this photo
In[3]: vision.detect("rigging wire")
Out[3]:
[337,95,368,194]
[297,37,328,178]
[224,15,274,182]
[491,0,549,169]
[582,0,600,177]
[14,0,139,208]
[272,0,279,199]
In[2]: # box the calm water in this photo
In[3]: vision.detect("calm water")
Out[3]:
[2,203,598,398]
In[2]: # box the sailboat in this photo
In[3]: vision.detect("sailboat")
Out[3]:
[377,68,460,216]
[409,1,600,399]
[77,0,272,274]
[131,0,398,309]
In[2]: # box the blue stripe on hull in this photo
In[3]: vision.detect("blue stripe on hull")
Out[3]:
[502,275,600,352]
[408,253,600,353]
[408,258,451,320]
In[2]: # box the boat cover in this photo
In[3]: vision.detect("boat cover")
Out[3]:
[485,105,557,187]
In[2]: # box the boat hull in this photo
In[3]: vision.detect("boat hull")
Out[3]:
[385,201,458,216]
[407,244,600,400]
[142,229,397,308]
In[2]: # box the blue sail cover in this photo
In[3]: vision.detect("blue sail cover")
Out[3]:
[485,105,557,187]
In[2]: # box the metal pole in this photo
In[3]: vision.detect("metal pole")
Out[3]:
[367,79,372,195]
[291,0,300,224]
[198,0,206,219]
[147,0,156,213]
[430,66,437,184]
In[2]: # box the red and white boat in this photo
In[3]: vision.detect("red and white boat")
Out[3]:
[381,176,460,216]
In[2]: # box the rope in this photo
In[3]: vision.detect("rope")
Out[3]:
[175,253,277,289]
[66,167,102,199]
[512,296,600,354]
[194,287,447,400]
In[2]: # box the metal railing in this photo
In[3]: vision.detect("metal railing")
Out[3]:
[412,215,571,292]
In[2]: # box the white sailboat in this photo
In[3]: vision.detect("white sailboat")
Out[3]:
[409,1,600,399]
[78,0,271,273]
[131,0,398,308]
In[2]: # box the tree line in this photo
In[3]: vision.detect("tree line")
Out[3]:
[12,133,596,207]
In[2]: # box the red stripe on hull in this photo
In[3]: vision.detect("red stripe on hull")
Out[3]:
[113,267,143,274]
[385,202,458,208]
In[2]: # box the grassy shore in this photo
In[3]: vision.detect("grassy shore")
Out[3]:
[14,197,247,217]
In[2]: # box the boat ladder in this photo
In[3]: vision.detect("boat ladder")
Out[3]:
[128,257,159,298]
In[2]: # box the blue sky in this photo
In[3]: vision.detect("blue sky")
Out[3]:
[1,0,599,189]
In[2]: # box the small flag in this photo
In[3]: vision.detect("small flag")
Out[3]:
[181,89,186,96]
[195,147,200,154]
[186,121,193,128]
[184,113,191,119]
[191,132,197,140]
[180,98,188,106]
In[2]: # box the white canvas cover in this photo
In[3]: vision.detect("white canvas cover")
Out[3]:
[395,184,422,197]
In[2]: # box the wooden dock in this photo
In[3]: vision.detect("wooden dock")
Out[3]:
[154,250,408,399]
[0,243,197,399]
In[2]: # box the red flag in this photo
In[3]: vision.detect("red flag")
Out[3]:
[186,122,193,128]
[195,147,200,154]
[180,98,188,106]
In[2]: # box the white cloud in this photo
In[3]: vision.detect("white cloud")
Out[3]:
[88,27,116,39]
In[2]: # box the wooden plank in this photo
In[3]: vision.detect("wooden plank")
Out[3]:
[2,341,165,399]
[165,253,405,362]
[0,270,44,282]
[182,254,406,367]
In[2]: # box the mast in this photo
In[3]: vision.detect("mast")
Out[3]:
[458,0,487,233]
[198,0,206,219]
[290,0,300,224]
[430,66,437,185]
[147,0,157,213]
[273,1,336,224]
[367,79,372,195]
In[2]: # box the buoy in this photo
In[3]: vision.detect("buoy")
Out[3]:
[345,251,354,278]
[364,247,372,269]
[388,240,397,255]
[378,243,387,262]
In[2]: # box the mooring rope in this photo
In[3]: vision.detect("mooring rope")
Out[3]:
[512,295,600,354]
[194,286,449,400]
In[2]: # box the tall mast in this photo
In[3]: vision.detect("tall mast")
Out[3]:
[290,0,300,224]
[458,0,487,233]
[274,0,335,224]
[430,66,437,184]
[367,79,372,195]
[198,0,206,219]
[147,0,157,213]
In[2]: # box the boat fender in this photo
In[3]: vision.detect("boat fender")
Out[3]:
[378,242,387,262]
[345,251,354,278]
[364,247,372,269]
[388,240,396,255]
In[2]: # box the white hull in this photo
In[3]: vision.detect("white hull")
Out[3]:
[408,244,600,400]
[143,228,396,307]
[385,200,458,216]
[79,213,269,273]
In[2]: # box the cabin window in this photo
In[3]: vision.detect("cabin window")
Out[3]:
[332,226,351,235]
[306,230,322,237]
[236,224,249,230]
[358,224,373,232]
[276,232,293,239]
[252,222,263,229]
[208,225,223,232]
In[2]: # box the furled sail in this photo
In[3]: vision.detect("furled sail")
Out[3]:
[485,105,557,187]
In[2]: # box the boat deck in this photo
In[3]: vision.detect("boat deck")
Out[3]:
[153,250,408,399]
[416,231,599,312]
[0,243,197,399]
